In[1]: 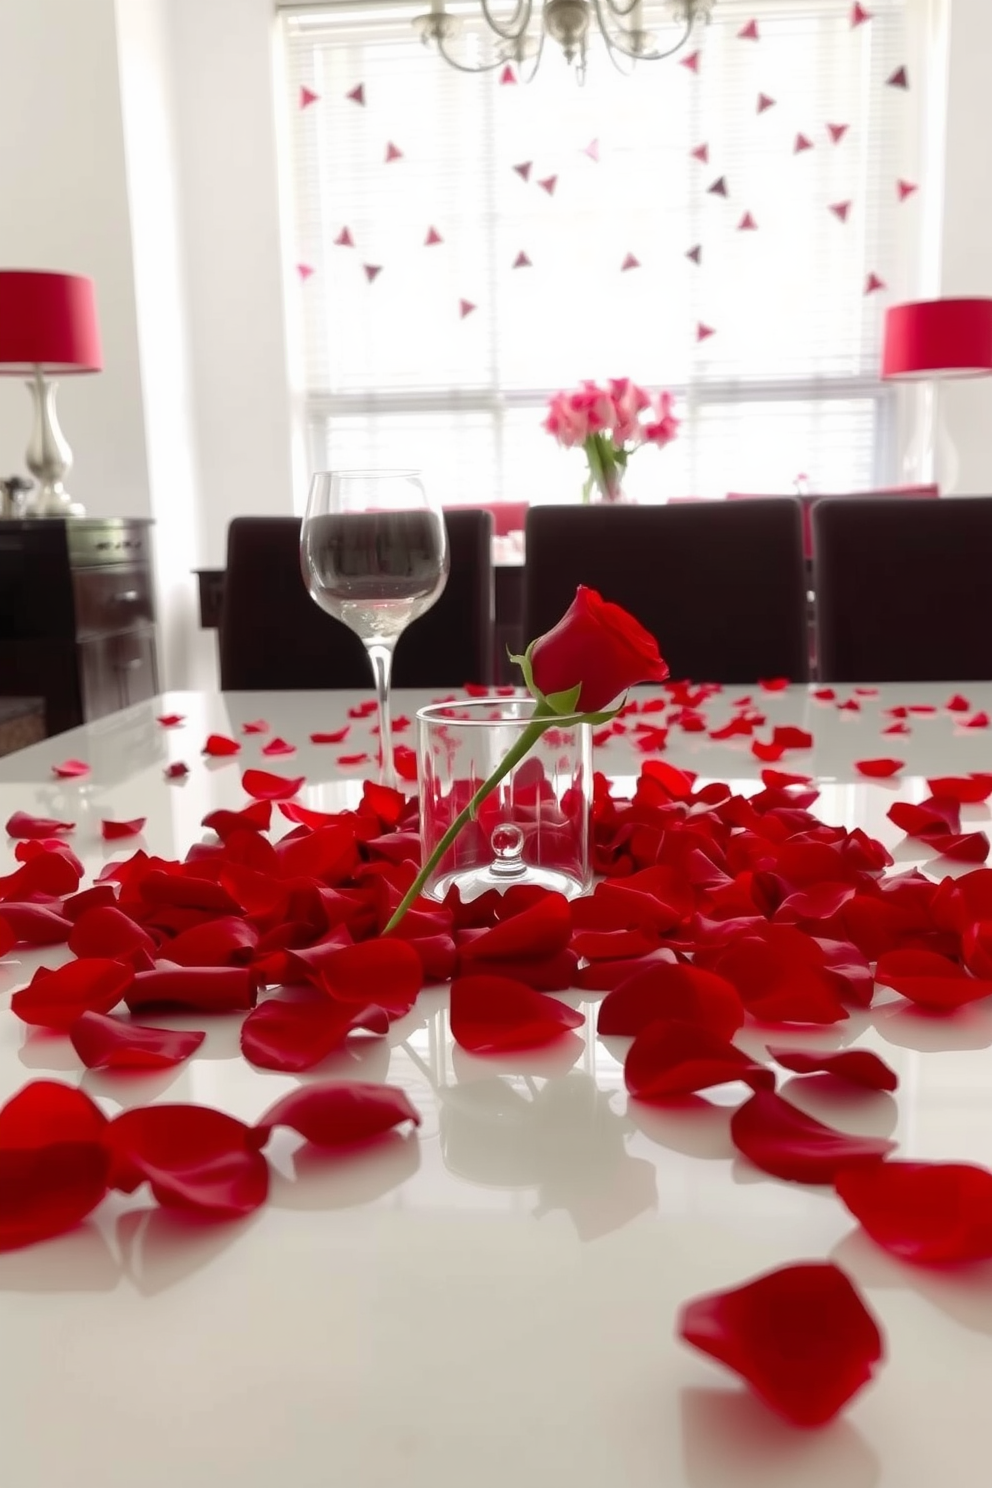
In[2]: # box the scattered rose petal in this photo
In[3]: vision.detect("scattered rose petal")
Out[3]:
[242,719,269,734]
[202,734,241,757]
[241,996,388,1072]
[52,759,90,778]
[598,963,744,1040]
[625,1019,774,1100]
[946,694,971,712]
[157,714,185,727]
[730,1089,894,1183]
[836,1161,992,1263]
[855,758,903,778]
[261,737,296,757]
[874,948,992,1010]
[165,762,189,780]
[310,727,350,744]
[108,1105,268,1218]
[125,966,257,1014]
[0,1143,108,1252]
[678,1263,884,1427]
[767,1047,898,1091]
[337,753,371,768]
[319,939,422,1016]
[926,774,992,803]
[965,712,990,729]
[5,811,74,840]
[759,678,789,692]
[69,1012,205,1071]
[923,831,990,863]
[242,768,305,800]
[256,1082,420,1147]
[11,958,135,1030]
[449,974,583,1053]
[101,818,146,840]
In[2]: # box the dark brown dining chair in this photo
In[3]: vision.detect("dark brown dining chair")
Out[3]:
[523,500,809,683]
[219,509,494,689]
[813,495,992,681]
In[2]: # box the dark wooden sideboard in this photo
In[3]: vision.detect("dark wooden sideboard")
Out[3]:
[0,518,159,735]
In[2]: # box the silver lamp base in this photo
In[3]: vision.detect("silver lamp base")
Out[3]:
[23,367,86,518]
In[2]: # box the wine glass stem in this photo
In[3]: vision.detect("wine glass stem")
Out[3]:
[365,640,396,788]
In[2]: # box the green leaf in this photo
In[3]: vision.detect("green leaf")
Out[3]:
[545,682,583,715]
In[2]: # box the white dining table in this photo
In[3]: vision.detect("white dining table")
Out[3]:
[1,683,991,1488]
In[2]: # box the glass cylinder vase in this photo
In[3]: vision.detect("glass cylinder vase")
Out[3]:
[417,697,592,903]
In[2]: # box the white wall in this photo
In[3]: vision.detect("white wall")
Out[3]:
[938,0,992,494]
[0,0,150,520]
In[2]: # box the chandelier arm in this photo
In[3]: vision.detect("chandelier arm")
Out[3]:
[601,0,642,19]
[479,0,533,44]
[434,32,511,72]
[518,23,546,81]
[592,0,696,63]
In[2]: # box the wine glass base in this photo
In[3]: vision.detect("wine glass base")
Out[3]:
[427,863,589,904]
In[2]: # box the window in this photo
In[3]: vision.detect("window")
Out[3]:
[280,0,921,505]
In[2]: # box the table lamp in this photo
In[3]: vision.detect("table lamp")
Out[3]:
[881,297,992,492]
[0,270,102,517]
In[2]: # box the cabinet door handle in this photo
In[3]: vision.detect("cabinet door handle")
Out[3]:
[115,590,140,604]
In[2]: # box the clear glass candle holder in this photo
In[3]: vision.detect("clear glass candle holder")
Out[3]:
[417,697,592,903]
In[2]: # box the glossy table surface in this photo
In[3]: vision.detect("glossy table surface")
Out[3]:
[2,684,992,1488]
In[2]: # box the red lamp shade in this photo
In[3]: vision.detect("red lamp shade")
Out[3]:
[0,270,102,374]
[882,298,992,381]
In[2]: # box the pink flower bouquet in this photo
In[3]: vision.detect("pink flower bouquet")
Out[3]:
[544,378,680,503]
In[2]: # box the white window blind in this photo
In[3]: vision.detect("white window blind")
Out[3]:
[279,0,920,505]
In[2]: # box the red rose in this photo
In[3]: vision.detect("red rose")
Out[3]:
[529,586,669,713]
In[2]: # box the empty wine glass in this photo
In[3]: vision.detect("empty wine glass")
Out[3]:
[301,470,449,787]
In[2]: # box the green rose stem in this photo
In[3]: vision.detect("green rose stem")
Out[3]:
[382,714,553,935]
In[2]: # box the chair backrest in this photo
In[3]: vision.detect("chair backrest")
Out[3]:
[728,486,939,560]
[523,500,809,684]
[219,509,494,689]
[813,495,992,681]
[445,501,528,537]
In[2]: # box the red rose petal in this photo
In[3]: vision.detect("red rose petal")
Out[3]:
[759,678,790,692]
[460,892,572,961]
[310,727,350,744]
[767,1046,898,1091]
[256,1082,420,1147]
[449,973,583,1053]
[678,1262,884,1427]
[926,773,992,803]
[0,903,73,946]
[202,801,273,838]
[52,758,90,778]
[836,1161,992,1263]
[946,693,971,712]
[240,996,388,1072]
[0,1079,107,1148]
[883,722,910,736]
[11,958,135,1030]
[203,734,240,757]
[598,963,744,1040]
[157,713,185,727]
[625,1019,774,1100]
[69,1011,206,1070]
[242,719,270,734]
[101,818,147,840]
[124,966,257,1013]
[751,739,786,762]
[164,762,189,780]
[812,688,836,701]
[241,768,305,800]
[772,725,813,750]
[0,1143,108,1251]
[730,1089,894,1183]
[108,1105,268,1218]
[68,906,157,967]
[923,831,990,863]
[874,948,992,1010]
[319,939,422,1016]
[760,768,813,789]
[965,712,991,728]
[348,700,377,719]
[261,736,296,757]
[855,758,903,778]
[5,811,74,839]
[337,753,371,768]
[887,799,960,839]
[163,915,259,968]
[393,744,418,782]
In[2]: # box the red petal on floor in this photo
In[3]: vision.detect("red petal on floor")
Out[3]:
[598,962,744,1039]
[730,1088,894,1183]
[5,811,75,839]
[449,973,583,1053]
[256,1081,420,1147]
[926,773,992,803]
[319,938,422,1016]
[101,818,147,840]
[854,758,903,778]
[767,1046,897,1090]
[836,1160,992,1263]
[108,1105,268,1217]
[625,1018,773,1100]
[125,966,257,1013]
[240,994,388,1072]
[11,958,135,1029]
[69,1012,205,1070]
[241,768,305,800]
[678,1262,884,1427]
[874,947,992,1010]
[202,734,241,757]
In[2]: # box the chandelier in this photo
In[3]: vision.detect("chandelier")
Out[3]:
[414,0,716,82]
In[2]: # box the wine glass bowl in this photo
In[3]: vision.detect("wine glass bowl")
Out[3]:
[301,470,448,786]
